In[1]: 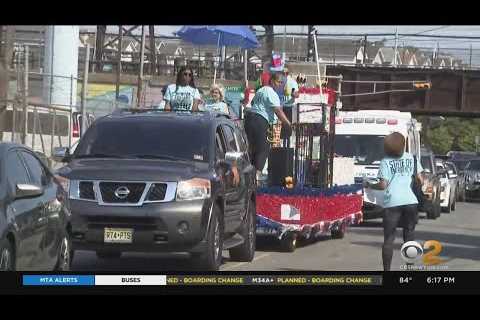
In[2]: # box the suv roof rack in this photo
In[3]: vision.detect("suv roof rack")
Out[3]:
[214,112,231,120]
[111,107,169,115]
[111,108,234,119]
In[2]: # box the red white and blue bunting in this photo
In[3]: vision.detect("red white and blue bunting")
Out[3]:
[256,184,363,239]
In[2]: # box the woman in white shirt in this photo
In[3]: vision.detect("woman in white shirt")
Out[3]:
[204,84,229,114]
[164,66,202,112]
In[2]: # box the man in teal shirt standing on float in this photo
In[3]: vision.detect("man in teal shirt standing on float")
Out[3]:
[244,73,292,182]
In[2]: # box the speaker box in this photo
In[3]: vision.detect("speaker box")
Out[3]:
[268,147,294,186]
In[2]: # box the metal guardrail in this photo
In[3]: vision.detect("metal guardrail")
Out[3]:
[1,100,74,158]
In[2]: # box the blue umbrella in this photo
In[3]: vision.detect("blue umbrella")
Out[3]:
[176,25,259,49]
[177,26,259,83]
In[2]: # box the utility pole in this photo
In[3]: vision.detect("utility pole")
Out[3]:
[0,26,15,141]
[307,25,314,62]
[363,35,367,64]
[137,25,146,108]
[393,27,398,66]
[149,25,157,76]
[81,44,90,137]
[433,42,440,66]
[95,25,106,72]
[22,45,29,145]
[115,25,123,101]
[470,44,473,68]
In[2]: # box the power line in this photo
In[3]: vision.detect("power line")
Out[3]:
[395,26,451,41]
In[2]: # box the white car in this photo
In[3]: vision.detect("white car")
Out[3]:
[435,160,457,213]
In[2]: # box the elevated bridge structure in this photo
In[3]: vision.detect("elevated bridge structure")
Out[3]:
[327,65,480,117]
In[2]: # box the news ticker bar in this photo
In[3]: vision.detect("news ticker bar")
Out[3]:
[23,275,383,286]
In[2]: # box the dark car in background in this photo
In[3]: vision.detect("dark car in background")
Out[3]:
[464,159,480,201]
[420,148,442,219]
[0,143,72,271]
[445,151,479,202]
[447,151,480,160]
[54,110,257,271]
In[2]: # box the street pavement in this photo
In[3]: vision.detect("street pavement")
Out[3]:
[71,201,480,272]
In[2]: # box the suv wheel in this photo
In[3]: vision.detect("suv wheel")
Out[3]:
[0,239,14,271]
[434,193,442,218]
[229,198,256,262]
[55,231,72,271]
[427,193,440,220]
[331,222,346,239]
[442,197,451,213]
[280,232,297,252]
[192,206,223,271]
[96,251,122,259]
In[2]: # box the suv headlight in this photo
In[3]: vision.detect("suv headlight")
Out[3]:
[176,178,211,201]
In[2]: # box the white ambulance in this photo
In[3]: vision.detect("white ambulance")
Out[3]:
[334,110,422,219]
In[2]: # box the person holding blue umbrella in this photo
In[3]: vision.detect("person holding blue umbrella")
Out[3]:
[177,26,259,84]
[164,66,202,112]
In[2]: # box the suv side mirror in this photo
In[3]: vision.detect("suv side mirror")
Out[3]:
[216,151,242,172]
[436,169,447,177]
[15,184,44,199]
[448,170,457,178]
[225,151,243,164]
[53,147,70,163]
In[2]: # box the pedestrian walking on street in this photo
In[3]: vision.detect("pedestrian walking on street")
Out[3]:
[364,132,424,271]
[244,72,292,182]
[164,66,202,112]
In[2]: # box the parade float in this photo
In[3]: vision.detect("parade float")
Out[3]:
[255,81,364,252]
[254,46,364,251]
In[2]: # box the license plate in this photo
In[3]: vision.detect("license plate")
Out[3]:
[104,228,133,243]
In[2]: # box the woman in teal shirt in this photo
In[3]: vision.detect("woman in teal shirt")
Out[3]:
[164,66,202,112]
[365,132,424,271]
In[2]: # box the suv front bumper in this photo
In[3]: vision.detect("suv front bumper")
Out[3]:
[70,199,213,254]
[466,184,480,199]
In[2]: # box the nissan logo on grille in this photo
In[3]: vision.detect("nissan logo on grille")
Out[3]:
[114,186,131,199]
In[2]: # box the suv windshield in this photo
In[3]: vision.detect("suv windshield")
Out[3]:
[452,160,470,171]
[335,135,385,165]
[466,160,480,170]
[74,119,210,162]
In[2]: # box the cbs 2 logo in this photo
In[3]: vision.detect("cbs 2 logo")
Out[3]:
[400,240,444,265]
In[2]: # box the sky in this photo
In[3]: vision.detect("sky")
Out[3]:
[80,25,480,64]
[80,25,480,47]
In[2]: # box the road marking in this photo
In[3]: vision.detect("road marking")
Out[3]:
[221,253,271,271]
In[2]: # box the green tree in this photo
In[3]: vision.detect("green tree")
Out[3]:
[418,116,480,154]
[427,125,453,154]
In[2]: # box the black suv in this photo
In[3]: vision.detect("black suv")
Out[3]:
[54,110,257,270]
